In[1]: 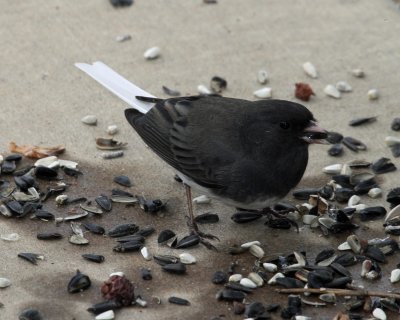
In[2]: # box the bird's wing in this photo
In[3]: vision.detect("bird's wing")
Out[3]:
[75,61,155,114]
[126,96,241,189]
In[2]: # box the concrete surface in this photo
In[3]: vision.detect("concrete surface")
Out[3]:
[1,0,400,319]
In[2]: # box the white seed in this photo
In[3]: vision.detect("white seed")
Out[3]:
[351,68,365,78]
[81,115,97,125]
[257,69,269,84]
[197,84,212,95]
[109,271,124,278]
[239,278,257,289]
[0,278,11,288]
[347,235,361,254]
[317,254,337,267]
[141,246,152,261]
[361,260,372,278]
[302,62,318,78]
[347,195,360,207]
[241,241,261,249]
[302,214,318,225]
[385,136,400,147]
[1,233,20,241]
[338,241,351,251]
[107,125,119,135]
[192,195,211,204]
[263,263,278,273]
[340,164,352,176]
[115,34,131,42]
[368,89,379,100]
[267,272,285,285]
[336,81,352,92]
[95,310,115,320]
[58,159,78,169]
[179,253,196,264]
[248,272,264,287]
[249,244,264,259]
[385,204,400,222]
[144,46,161,60]
[34,156,58,168]
[323,164,342,174]
[303,284,311,296]
[318,217,335,229]
[0,155,3,165]
[368,187,382,198]
[390,269,400,283]
[253,87,272,99]
[56,194,69,205]
[28,187,40,199]
[372,308,387,320]
[352,204,367,212]
[294,316,312,320]
[229,274,243,282]
[324,84,341,99]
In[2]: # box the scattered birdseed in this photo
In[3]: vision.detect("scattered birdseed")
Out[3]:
[144,47,160,60]
[324,84,341,99]
[302,62,318,78]
[253,87,272,99]
[115,34,131,42]
[368,88,379,100]
[81,115,97,125]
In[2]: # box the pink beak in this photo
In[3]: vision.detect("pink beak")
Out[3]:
[302,121,328,144]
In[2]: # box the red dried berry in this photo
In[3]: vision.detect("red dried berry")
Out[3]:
[101,275,135,306]
[295,83,315,101]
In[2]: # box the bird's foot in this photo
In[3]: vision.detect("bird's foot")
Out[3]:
[186,216,219,250]
[261,207,300,233]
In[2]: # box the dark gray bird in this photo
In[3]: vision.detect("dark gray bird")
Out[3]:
[76,62,327,248]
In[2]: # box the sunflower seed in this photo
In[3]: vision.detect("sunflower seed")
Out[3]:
[162,86,180,96]
[168,296,190,306]
[192,195,211,204]
[18,252,44,265]
[371,157,396,174]
[324,84,341,99]
[253,87,272,99]
[37,232,63,240]
[368,89,379,100]
[141,247,152,260]
[108,224,139,237]
[106,125,118,135]
[194,212,219,224]
[0,278,11,288]
[18,309,43,320]
[82,254,105,263]
[157,229,176,244]
[385,136,400,147]
[95,195,112,211]
[212,271,228,284]
[95,310,115,320]
[162,262,186,274]
[343,136,367,152]
[69,234,89,245]
[113,175,131,187]
[368,187,382,198]
[267,272,285,285]
[372,308,387,320]
[144,46,160,60]
[336,81,352,92]
[81,115,97,125]
[83,222,105,235]
[229,274,243,282]
[231,211,262,223]
[179,253,196,264]
[249,244,264,259]
[197,84,212,95]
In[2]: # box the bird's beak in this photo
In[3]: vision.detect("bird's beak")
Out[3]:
[302,121,328,144]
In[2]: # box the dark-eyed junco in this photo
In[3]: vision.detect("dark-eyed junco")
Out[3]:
[76,62,327,248]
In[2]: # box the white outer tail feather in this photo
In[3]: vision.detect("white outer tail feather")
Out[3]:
[74,61,156,114]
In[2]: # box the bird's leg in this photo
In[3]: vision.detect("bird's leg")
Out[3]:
[184,184,219,250]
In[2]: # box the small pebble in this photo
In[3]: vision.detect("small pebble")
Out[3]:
[351,68,365,78]
[239,278,257,289]
[368,89,379,100]
[324,84,341,99]
[257,69,269,84]
[197,85,212,95]
[0,277,11,288]
[115,34,131,42]
[336,81,352,92]
[302,62,318,78]
[179,253,196,264]
[107,125,118,135]
[253,87,272,99]
[95,310,115,320]
[368,187,382,198]
[141,247,152,261]
[81,115,97,125]
[144,46,161,60]
[212,271,228,284]
[1,233,20,241]
[390,269,400,283]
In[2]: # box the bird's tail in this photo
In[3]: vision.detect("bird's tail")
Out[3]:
[75,61,155,114]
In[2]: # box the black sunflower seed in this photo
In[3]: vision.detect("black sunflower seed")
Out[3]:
[110,0,133,7]
[108,223,138,237]
[315,248,335,264]
[34,166,58,179]
[136,225,156,237]
[18,252,43,265]
[158,229,176,244]
[95,195,112,211]
[162,262,186,274]
[174,234,200,249]
[334,188,355,202]
[63,167,83,177]
[111,188,134,197]
[267,217,292,229]
[325,276,352,288]
[210,76,227,93]
[328,143,343,157]
[390,144,400,158]
[292,188,320,200]
[212,271,228,284]
[37,232,63,240]
[359,206,387,221]
[67,270,91,293]
[326,131,343,144]
[82,254,105,263]
[387,187,400,207]
[115,234,145,243]
[83,222,105,235]
[342,136,367,152]
[113,175,132,187]
[6,200,24,216]
[334,253,357,267]
[18,309,43,320]
[217,289,246,301]
[1,160,16,173]
[153,254,179,266]
[34,209,55,220]
[371,157,397,174]
[140,268,152,280]
[245,302,266,318]
[139,198,165,213]
[168,296,190,306]
[329,222,358,233]
[113,240,143,252]
[330,262,352,277]
[14,174,36,191]
[349,116,377,127]
[194,212,219,224]
[275,277,304,288]
[354,178,378,194]
[225,282,254,293]
[87,300,122,315]
[231,211,262,223]
[5,153,22,162]
[364,246,386,263]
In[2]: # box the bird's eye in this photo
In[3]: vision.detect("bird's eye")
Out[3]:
[279,121,290,129]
